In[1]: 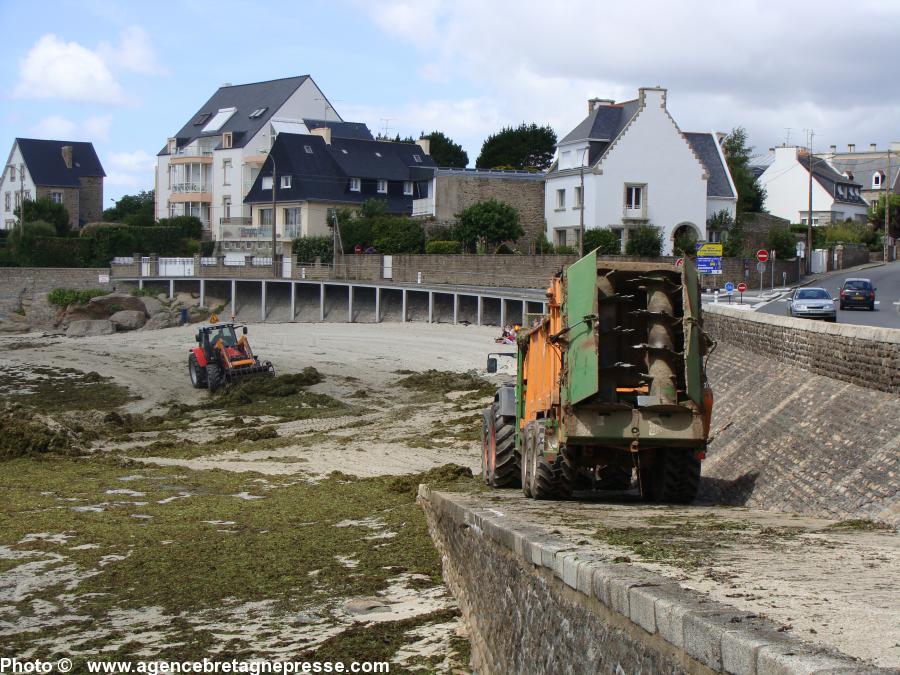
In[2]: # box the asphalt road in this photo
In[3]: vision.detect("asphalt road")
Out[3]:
[757,261,900,328]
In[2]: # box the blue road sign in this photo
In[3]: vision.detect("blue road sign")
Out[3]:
[696,256,723,275]
[724,281,735,293]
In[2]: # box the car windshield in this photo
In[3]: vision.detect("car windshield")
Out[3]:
[843,280,871,290]
[796,289,829,300]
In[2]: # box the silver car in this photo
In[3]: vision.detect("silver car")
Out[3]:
[787,287,837,322]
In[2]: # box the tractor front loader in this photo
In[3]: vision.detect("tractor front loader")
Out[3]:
[188,323,274,391]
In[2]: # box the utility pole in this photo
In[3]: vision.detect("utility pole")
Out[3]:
[806,130,814,275]
[885,148,892,262]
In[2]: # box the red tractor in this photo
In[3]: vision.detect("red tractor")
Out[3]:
[188,323,274,391]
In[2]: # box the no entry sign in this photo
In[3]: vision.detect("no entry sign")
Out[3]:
[737,282,747,293]
[756,249,769,263]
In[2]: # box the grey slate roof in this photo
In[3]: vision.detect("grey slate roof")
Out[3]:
[243,133,436,212]
[303,119,373,141]
[160,76,310,155]
[16,138,105,187]
[826,155,900,192]
[683,132,735,199]
[559,100,640,144]
[801,153,867,205]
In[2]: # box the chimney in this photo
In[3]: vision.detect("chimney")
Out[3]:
[588,97,614,113]
[870,143,877,151]
[61,145,73,169]
[829,145,836,153]
[416,138,431,155]
[310,126,332,145]
[847,143,855,152]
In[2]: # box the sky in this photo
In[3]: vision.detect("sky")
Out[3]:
[2,0,899,206]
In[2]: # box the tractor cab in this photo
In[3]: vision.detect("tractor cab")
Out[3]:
[189,323,273,391]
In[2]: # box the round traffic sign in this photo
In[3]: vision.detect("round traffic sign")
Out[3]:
[756,249,769,263]
[724,281,735,293]
[675,257,684,268]
[737,282,747,293]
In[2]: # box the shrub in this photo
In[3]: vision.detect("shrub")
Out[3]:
[455,199,524,251]
[425,240,462,254]
[293,236,334,263]
[200,240,216,256]
[156,216,203,239]
[532,234,555,254]
[555,245,576,254]
[583,228,621,255]
[673,231,698,257]
[425,224,457,242]
[29,237,93,267]
[766,226,797,260]
[624,225,663,257]
[48,288,111,307]
[372,217,425,254]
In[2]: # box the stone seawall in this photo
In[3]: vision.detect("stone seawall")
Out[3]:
[0,267,111,331]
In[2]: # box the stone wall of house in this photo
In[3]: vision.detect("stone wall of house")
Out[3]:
[35,187,80,229]
[78,176,104,227]
[433,172,546,247]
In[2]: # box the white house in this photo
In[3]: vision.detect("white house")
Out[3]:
[155,75,364,254]
[544,87,736,254]
[759,146,869,225]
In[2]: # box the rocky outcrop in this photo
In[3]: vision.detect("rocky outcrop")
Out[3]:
[66,319,115,338]
[109,310,146,331]
[140,296,164,316]
[144,312,177,331]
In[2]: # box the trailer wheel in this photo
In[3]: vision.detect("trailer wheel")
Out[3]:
[188,354,206,389]
[528,423,557,500]
[206,363,224,393]
[640,449,701,504]
[490,403,520,488]
[554,446,581,499]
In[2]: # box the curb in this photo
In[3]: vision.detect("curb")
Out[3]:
[418,486,887,675]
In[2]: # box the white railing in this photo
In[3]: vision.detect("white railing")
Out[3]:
[173,147,213,158]
[412,196,435,217]
[158,257,195,277]
[172,182,210,194]
[200,257,217,266]
[252,257,273,266]
[112,256,134,265]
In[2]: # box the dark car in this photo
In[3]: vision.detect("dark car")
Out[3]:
[839,278,876,311]
[787,287,837,322]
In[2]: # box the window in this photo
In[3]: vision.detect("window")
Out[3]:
[23,190,29,201]
[561,151,571,170]
[284,207,301,226]
[223,196,231,220]
[15,193,21,209]
[555,229,568,247]
[574,186,583,208]
[377,179,388,194]
[375,152,382,158]
[403,181,414,196]
[304,145,313,154]
[326,208,338,225]
[4,192,9,211]
[349,177,361,192]
[202,107,237,133]
[248,107,268,119]
[873,172,883,189]
[801,216,820,226]
[193,113,211,126]
[222,159,232,186]
[555,188,566,209]
[222,132,233,149]
[8,166,15,182]
[281,175,292,189]
[413,154,422,163]
[261,176,273,190]
[625,185,643,210]
[259,208,273,226]
[51,192,62,204]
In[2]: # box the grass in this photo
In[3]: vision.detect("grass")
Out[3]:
[47,288,112,308]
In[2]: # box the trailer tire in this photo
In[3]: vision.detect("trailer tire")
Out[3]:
[554,446,579,499]
[490,404,520,488]
[641,449,701,504]
[206,363,224,393]
[528,423,557,500]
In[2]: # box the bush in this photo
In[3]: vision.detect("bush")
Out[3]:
[425,224,457,242]
[555,245,576,254]
[583,228,621,255]
[673,231,698,257]
[532,234,555,254]
[624,225,663,257]
[48,288,111,307]
[123,212,155,228]
[17,198,71,236]
[766,226,797,260]
[200,240,216,256]
[372,217,425,254]
[425,240,462,254]
[455,199,524,250]
[156,216,203,239]
[29,237,93,267]
[293,236,334,263]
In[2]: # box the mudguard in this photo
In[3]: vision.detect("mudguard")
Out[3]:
[496,384,516,418]
[191,346,208,367]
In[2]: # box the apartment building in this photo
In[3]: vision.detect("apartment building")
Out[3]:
[155,76,355,250]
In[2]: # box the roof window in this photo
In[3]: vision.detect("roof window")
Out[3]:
[304,145,313,154]
[413,154,422,163]
[202,107,237,133]
[194,113,211,126]
[341,149,348,154]
[249,107,268,119]
[375,152,382,158]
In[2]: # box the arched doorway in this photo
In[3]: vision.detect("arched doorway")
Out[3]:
[671,222,701,256]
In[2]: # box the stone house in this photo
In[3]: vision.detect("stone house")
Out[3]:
[1,138,105,230]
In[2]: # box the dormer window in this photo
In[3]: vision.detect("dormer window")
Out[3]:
[248,107,268,119]
[413,154,422,163]
[261,176,273,191]
[280,175,292,189]
[873,172,884,189]
[222,132,233,149]
[349,177,361,192]
[377,179,388,194]
[304,145,313,154]
[403,181,414,196]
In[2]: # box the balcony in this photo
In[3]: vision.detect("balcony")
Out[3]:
[220,217,252,226]
[170,147,214,164]
[170,182,212,202]
[412,196,435,217]
[218,222,299,242]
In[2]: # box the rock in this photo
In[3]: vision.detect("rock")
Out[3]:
[0,316,30,333]
[157,293,168,302]
[139,296,164,317]
[109,310,146,331]
[86,293,147,315]
[67,319,115,338]
[144,312,176,331]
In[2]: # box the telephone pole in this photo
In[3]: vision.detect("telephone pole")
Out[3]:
[806,130,814,275]
[885,148,892,262]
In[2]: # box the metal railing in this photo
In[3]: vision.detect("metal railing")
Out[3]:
[172,182,210,194]
[412,196,435,217]
[220,217,252,225]
[172,147,213,158]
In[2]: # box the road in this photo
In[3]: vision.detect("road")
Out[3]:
[757,261,900,328]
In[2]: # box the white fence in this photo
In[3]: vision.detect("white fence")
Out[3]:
[158,257,195,277]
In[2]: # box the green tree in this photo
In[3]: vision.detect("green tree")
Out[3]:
[16,198,70,236]
[372,217,425,253]
[8,220,58,263]
[766,226,796,260]
[455,199,524,251]
[423,131,468,168]
[583,228,622,255]
[625,225,663,257]
[532,233,555,254]
[869,193,900,238]
[476,123,557,170]
[103,190,154,223]
[673,231,699,257]
[292,236,333,263]
[722,128,766,219]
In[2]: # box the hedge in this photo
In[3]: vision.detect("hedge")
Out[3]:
[47,288,111,307]
[292,236,333,264]
[30,237,94,267]
[425,240,463,254]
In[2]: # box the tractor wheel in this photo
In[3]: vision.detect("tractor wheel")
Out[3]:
[529,424,558,500]
[188,354,206,389]
[206,363,224,392]
[554,445,580,499]
[490,403,519,488]
[639,449,701,504]
[480,408,493,485]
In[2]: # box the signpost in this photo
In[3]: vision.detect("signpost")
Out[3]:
[695,242,723,276]
[724,281,735,304]
[737,281,747,304]
[756,249,769,263]
[756,260,766,294]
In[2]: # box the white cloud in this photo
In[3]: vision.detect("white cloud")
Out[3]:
[83,115,113,143]
[105,150,156,190]
[14,34,129,105]
[98,26,166,76]
[29,114,113,143]
[108,149,155,173]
